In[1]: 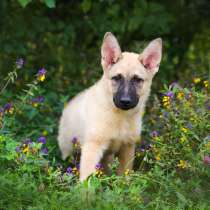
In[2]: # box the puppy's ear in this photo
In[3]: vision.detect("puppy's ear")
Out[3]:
[101,32,122,71]
[139,38,162,75]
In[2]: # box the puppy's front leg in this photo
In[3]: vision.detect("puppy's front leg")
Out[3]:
[117,143,135,175]
[80,141,108,181]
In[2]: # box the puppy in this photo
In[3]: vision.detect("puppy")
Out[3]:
[58,32,162,181]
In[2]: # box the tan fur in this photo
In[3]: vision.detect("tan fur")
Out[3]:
[58,32,162,181]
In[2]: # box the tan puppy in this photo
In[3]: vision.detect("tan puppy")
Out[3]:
[58,32,162,181]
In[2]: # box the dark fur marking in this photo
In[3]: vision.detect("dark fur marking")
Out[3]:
[113,76,139,110]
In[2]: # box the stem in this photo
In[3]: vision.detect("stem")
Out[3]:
[0,79,11,95]
[0,69,18,96]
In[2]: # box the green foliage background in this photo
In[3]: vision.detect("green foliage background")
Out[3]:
[1,0,210,94]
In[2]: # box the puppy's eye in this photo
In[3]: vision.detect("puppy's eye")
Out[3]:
[132,75,144,83]
[111,74,123,82]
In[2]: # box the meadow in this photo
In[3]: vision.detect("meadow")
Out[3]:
[0,61,209,209]
[0,1,210,209]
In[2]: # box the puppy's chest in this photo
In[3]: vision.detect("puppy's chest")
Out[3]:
[107,117,140,153]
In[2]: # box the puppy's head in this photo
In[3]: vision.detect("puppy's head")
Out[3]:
[101,32,162,111]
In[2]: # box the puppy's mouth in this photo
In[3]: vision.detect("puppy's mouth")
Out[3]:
[113,96,139,111]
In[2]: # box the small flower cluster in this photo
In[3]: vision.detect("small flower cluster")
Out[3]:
[162,91,173,108]
[64,137,81,177]
[3,103,14,114]
[66,164,80,176]
[193,77,209,88]
[15,136,48,161]
[0,103,15,128]
[177,160,188,169]
[37,68,47,82]
[95,163,104,178]
[136,140,152,157]
[176,91,184,100]
[203,80,208,88]
[151,130,159,139]
[72,137,80,149]
[31,96,45,107]
[162,77,209,110]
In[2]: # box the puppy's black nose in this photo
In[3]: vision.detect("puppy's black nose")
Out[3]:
[120,96,131,106]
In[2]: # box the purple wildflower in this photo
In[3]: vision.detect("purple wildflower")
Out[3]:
[0,108,4,117]
[95,163,103,170]
[151,130,159,138]
[15,58,24,69]
[205,101,210,110]
[32,96,45,103]
[66,166,73,175]
[37,68,47,82]
[38,136,46,144]
[163,111,169,118]
[138,140,152,152]
[38,68,46,76]
[15,146,21,153]
[4,103,13,113]
[165,91,174,98]
[72,137,77,144]
[41,147,48,155]
[31,96,45,107]
[203,155,210,165]
[76,163,80,170]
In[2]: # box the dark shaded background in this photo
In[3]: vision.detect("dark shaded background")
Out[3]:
[0,0,210,96]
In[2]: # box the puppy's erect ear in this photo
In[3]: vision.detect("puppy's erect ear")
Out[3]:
[101,32,122,71]
[139,38,162,75]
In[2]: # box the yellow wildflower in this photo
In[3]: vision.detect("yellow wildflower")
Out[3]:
[38,74,46,82]
[193,78,201,84]
[155,153,161,161]
[181,127,188,133]
[32,102,38,108]
[37,68,46,82]
[177,92,184,100]
[124,169,130,176]
[177,160,187,169]
[162,96,170,108]
[180,136,187,144]
[95,170,103,177]
[72,167,79,176]
[42,130,48,136]
[22,145,29,154]
[203,80,209,88]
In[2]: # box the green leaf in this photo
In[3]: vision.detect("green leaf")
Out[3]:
[44,0,56,8]
[81,0,92,13]
[17,0,32,7]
